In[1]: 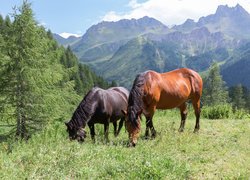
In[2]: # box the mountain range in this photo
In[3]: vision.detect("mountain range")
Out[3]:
[53,4,250,88]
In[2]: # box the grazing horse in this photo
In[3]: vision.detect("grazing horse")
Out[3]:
[123,68,203,146]
[65,87,129,142]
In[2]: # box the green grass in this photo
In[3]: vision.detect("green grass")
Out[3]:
[0,110,250,179]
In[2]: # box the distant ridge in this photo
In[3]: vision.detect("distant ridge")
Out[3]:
[54,4,250,88]
[52,33,80,46]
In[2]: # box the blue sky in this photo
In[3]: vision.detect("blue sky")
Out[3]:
[0,0,135,37]
[1,0,250,38]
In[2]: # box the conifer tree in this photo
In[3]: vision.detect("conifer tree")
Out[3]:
[0,1,79,139]
[202,63,229,106]
[244,87,250,111]
[230,84,246,110]
[0,1,111,140]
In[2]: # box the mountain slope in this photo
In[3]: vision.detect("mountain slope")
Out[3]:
[222,42,250,87]
[99,36,182,86]
[53,4,250,88]
[99,26,238,87]
[72,16,169,63]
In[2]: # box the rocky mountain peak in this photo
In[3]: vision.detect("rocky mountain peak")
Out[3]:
[215,4,249,17]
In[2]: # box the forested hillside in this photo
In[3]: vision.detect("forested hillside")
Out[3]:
[0,2,110,140]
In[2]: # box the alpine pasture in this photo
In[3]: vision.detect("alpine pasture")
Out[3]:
[1,110,249,179]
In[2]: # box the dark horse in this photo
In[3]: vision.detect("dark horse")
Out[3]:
[123,68,203,146]
[65,87,129,142]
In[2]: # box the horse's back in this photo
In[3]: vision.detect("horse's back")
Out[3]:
[92,87,129,106]
[99,87,129,120]
[171,68,203,95]
[108,87,129,99]
[159,68,202,95]
[86,87,128,123]
[106,87,129,107]
[142,68,202,109]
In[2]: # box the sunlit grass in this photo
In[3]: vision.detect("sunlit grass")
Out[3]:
[0,110,249,179]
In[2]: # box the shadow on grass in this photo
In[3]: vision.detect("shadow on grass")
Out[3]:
[0,134,10,143]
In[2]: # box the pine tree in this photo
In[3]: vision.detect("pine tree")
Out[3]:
[0,15,3,28]
[0,1,111,140]
[0,30,9,107]
[110,80,117,87]
[202,63,229,106]
[7,1,51,139]
[244,87,250,111]
[230,84,246,110]
[0,1,80,139]
[0,15,14,128]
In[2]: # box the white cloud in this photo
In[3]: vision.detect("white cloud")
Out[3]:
[128,0,142,8]
[38,21,47,27]
[59,32,82,38]
[102,11,123,22]
[102,0,250,26]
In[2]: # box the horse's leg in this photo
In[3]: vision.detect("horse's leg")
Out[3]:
[178,102,188,132]
[145,116,156,138]
[192,98,201,133]
[113,121,117,137]
[149,118,156,138]
[88,123,95,142]
[104,121,110,142]
[116,118,124,137]
[145,117,150,139]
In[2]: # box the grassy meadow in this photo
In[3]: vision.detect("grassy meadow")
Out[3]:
[0,110,250,179]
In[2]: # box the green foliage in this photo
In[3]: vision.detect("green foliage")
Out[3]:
[232,108,248,119]
[244,87,250,110]
[229,84,246,110]
[1,1,80,139]
[202,104,249,119]
[202,104,233,119]
[202,63,229,106]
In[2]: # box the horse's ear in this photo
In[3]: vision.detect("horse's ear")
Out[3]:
[121,110,127,116]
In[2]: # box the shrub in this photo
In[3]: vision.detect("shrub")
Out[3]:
[202,104,233,119]
[233,108,248,119]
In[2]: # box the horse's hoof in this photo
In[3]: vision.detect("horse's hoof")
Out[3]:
[131,142,136,147]
[127,142,136,147]
[193,129,199,133]
[178,128,184,132]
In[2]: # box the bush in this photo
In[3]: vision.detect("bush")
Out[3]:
[232,108,248,119]
[202,104,233,119]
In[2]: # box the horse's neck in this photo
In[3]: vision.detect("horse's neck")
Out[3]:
[77,102,97,125]
[72,110,86,128]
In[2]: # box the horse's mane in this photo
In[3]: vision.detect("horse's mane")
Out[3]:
[68,87,99,129]
[128,73,145,127]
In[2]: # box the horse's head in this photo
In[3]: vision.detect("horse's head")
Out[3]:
[65,122,87,143]
[122,107,142,147]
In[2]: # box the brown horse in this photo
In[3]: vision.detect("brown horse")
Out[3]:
[123,68,203,146]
